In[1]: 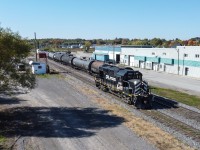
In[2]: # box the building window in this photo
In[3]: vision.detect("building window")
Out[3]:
[184,54,188,57]
[152,52,155,55]
[195,54,199,58]
[163,53,166,55]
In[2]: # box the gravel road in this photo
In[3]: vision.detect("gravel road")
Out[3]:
[0,76,156,150]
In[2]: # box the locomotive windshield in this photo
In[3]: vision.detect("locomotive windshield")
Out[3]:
[127,72,142,80]
[127,72,134,80]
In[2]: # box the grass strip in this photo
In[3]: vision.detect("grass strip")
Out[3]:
[151,86,200,109]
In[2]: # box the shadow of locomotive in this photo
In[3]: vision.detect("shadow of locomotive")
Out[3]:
[0,106,125,138]
[151,95,179,110]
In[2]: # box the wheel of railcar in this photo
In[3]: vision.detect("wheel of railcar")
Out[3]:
[133,97,137,105]
[118,93,122,98]
[133,96,142,109]
[127,97,132,105]
[101,85,108,92]
[95,83,100,88]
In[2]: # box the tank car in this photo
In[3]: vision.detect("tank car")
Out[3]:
[72,58,94,71]
[48,52,55,60]
[95,64,152,108]
[61,54,75,66]
[90,61,104,74]
[53,52,66,62]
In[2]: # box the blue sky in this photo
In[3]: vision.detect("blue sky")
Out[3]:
[0,0,199,40]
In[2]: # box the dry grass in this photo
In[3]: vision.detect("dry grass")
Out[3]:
[76,85,194,150]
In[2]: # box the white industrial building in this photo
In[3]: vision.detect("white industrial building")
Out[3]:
[94,46,121,63]
[95,45,200,78]
[120,46,200,78]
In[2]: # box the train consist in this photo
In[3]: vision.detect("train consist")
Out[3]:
[48,52,153,109]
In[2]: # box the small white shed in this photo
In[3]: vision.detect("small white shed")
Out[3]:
[30,62,47,74]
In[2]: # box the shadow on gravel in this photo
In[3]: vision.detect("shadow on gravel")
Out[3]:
[49,71,70,74]
[151,96,179,110]
[0,97,26,105]
[0,106,125,138]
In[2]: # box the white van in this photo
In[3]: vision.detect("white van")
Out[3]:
[31,62,47,74]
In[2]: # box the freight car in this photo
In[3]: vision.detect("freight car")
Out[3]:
[90,61,104,74]
[53,52,67,62]
[48,52,152,109]
[72,58,94,72]
[48,52,55,60]
[61,53,75,66]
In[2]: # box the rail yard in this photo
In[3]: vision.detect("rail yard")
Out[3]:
[0,50,200,150]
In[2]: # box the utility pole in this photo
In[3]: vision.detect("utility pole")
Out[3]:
[34,32,37,61]
[113,44,115,64]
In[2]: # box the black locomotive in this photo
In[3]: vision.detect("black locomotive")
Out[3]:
[48,52,153,109]
[95,65,152,108]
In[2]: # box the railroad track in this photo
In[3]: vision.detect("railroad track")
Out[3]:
[48,59,200,146]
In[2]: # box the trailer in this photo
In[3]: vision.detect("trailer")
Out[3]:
[30,62,47,74]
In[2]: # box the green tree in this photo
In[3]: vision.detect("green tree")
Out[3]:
[121,38,129,45]
[96,39,106,45]
[150,38,163,47]
[131,39,149,45]
[84,41,91,52]
[0,27,36,91]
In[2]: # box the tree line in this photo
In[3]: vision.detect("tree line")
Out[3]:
[29,37,200,49]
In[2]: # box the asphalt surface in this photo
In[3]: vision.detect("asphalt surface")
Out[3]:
[7,76,156,150]
[133,67,200,97]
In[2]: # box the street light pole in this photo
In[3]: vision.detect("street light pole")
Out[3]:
[176,48,179,75]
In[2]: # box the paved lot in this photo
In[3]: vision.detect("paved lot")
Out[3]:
[71,51,93,58]
[0,76,156,150]
[132,67,200,97]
